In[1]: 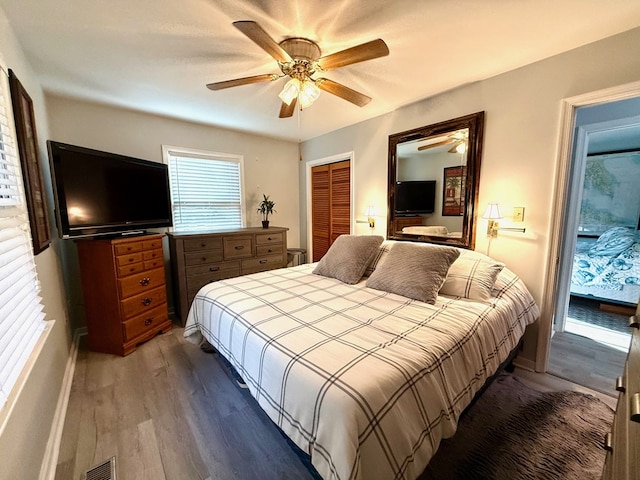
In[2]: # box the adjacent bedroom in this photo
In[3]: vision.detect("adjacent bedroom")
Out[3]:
[0,2,639,480]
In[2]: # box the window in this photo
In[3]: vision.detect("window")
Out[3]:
[0,66,46,409]
[162,146,245,232]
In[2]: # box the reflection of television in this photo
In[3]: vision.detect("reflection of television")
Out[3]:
[47,141,172,238]
[395,180,436,215]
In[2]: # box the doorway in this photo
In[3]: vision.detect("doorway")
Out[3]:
[547,95,640,394]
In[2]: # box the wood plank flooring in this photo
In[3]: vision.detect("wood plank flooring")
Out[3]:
[55,327,316,480]
[56,327,617,479]
[548,330,627,396]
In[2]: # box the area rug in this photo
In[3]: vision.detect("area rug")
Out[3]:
[420,374,614,480]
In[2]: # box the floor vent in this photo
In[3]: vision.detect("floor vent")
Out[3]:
[83,456,116,480]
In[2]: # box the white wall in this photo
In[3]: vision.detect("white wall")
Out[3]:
[0,8,72,480]
[300,27,640,365]
[45,95,301,326]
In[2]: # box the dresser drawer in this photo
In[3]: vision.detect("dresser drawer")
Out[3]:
[117,261,145,278]
[122,304,168,342]
[241,254,283,274]
[224,236,253,259]
[143,238,163,250]
[256,232,283,245]
[115,242,143,256]
[118,267,166,299]
[185,249,224,266]
[116,252,143,267]
[256,244,283,256]
[121,285,167,319]
[143,248,163,261]
[144,258,163,270]
[184,237,223,252]
[186,262,240,291]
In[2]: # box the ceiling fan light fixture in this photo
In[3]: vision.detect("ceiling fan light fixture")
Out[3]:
[456,142,467,154]
[298,80,321,109]
[278,78,301,105]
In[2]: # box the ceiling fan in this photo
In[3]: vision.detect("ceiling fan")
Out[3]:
[206,21,389,118]
[417,130,469,154]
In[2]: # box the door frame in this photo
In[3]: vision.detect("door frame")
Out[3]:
[306,151,355,262]
[536,80,640,372]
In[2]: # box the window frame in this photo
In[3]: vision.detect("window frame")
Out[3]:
[161,145,246,232]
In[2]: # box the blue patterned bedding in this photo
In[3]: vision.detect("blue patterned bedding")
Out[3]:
[571,227,640,291]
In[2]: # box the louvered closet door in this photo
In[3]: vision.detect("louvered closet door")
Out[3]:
[311,160,351,262]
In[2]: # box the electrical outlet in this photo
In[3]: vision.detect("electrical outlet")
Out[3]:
[513,207,525,222]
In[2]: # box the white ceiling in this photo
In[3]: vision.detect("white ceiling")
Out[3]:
[2,0,640,142]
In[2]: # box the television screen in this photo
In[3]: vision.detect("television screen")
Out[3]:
[47,141,172,238]
[395,180,436,215]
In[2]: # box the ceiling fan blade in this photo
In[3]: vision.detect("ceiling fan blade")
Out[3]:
[233,21,292,63]
[417,139,456,151]
[206,74,278,91]
[279,97,297,118]
[448,145,459,153]
[317,39,389,70]
[315,78,371,107]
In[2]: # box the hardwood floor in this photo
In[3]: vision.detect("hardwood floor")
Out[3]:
[548,330,627,396]
[55,326,616,479]
[55,327,315,480]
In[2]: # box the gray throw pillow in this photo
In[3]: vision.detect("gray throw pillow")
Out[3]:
[366,242,460,304]
[313,235,384,284]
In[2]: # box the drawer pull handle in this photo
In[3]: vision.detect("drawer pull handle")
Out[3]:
[630,315,639,329]
[140,277,151,286]
[235,245,245,250]
[631,393,640,423]
[259,259,268,264]
[201,243,207,247]
[144,318,153,326]
[604,432,613,452]
[616,376,625,393]
[209,266,220,272]
[268,237,272,240]
[142,298,152,306]
[129,258,134,263]
[268,249,272,253]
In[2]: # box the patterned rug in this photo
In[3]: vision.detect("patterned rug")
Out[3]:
[420,374,614,480]
[568,297,630,333]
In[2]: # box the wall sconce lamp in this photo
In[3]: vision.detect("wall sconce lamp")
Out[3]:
[482,203,526,237]
[365,205,376,230]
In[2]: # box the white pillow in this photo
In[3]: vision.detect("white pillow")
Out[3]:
[440,252,505,301]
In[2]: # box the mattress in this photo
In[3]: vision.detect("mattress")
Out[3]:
[184,263,539,480]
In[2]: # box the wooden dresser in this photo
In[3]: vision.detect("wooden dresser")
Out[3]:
[168,227,288,325]
[76,233,172,356]
[602,303,640,480]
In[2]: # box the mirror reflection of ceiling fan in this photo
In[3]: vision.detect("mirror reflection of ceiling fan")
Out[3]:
[206,21,389,118]
[417,130,469,154]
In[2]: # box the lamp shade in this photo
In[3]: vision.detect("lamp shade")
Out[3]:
[482,203,502,220]
[365,205,377,217]
[278,78,301,105]
[298,80,321,108]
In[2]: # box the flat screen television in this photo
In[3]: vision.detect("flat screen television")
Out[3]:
[395,180,436,215]
[47,141,172,238]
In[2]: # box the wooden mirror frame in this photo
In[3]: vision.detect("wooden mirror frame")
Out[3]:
[387,111,484,250]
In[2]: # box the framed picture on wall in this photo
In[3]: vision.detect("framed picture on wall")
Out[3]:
[9,69,51,254]
[442,166,466,216]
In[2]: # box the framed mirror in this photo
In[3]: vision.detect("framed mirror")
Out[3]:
[387,111,484,249]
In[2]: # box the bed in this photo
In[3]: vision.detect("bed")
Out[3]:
[570,226,640,306]
[184,238,539,480]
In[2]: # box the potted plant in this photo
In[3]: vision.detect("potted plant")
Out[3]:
[257,194,276,228]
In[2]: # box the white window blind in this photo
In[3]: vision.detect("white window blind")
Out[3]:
[163,147,244,232]
[0,67,46,409]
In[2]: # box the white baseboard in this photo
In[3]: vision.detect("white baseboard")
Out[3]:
[513,355,536,372]
[39,327,87,480]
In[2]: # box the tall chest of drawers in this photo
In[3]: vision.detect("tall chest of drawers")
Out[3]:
[602,304,640,480]
[168,227,288,325]
[76,233,172,356]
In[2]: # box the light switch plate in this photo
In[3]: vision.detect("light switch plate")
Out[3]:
[513,207,525,222]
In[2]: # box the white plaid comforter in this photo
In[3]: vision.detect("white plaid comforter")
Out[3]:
[184,263,539,480]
